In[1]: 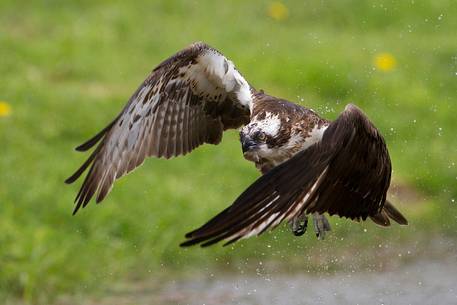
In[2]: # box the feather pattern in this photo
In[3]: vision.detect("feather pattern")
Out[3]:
[66,42,251,214]
[181,104,402,247]
[66,42,407,246]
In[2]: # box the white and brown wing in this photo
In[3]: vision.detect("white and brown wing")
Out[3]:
[66,42,252,214]
[181,104,407,247]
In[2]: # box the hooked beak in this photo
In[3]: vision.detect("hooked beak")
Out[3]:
[242,138,257,153]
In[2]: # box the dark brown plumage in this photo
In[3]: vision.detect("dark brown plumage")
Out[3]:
[66,42,407,247]
[181,104,406,247]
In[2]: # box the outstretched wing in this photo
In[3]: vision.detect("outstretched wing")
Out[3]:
[182,104,404,247]
[66,42,252,214]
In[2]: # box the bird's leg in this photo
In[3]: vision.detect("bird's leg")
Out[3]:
[312,213,331,240]
[289,213,308,236]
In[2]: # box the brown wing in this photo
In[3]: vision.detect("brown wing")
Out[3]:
[181,104,406,247]
[66,42,252,214]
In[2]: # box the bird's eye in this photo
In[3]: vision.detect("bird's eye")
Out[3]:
[255,132,266,141]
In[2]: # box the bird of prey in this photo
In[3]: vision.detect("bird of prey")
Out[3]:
[66,42,408,247]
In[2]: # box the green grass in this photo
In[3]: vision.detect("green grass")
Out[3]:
[1,0,457,303]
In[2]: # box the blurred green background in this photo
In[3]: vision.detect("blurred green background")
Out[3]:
[1,0,456,304]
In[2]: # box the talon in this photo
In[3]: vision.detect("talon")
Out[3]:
[290,214,308,236]
[312,213,331,240]
[293,228,305,236]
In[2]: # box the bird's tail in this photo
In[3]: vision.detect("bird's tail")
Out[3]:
[370,200,408,227]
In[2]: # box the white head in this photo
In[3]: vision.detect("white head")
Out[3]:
[240,113,282,162]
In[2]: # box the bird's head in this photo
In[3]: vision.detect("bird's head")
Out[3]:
[240,113,282,162]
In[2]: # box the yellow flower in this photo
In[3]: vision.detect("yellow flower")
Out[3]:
[268,1,289,21]
[374,53,397,71]
[0,101,12,117]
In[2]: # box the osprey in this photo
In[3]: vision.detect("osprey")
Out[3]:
[66,42,407,247]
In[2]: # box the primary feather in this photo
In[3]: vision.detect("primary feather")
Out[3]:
[66,42,251,214]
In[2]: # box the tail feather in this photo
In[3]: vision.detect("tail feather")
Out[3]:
[383,200,408,225]
[370,209,391,227]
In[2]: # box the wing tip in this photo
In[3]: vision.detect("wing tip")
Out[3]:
[75,144,88,152]
[72,203,81,215]
[64,176,75,184]
[179,239,199,248]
